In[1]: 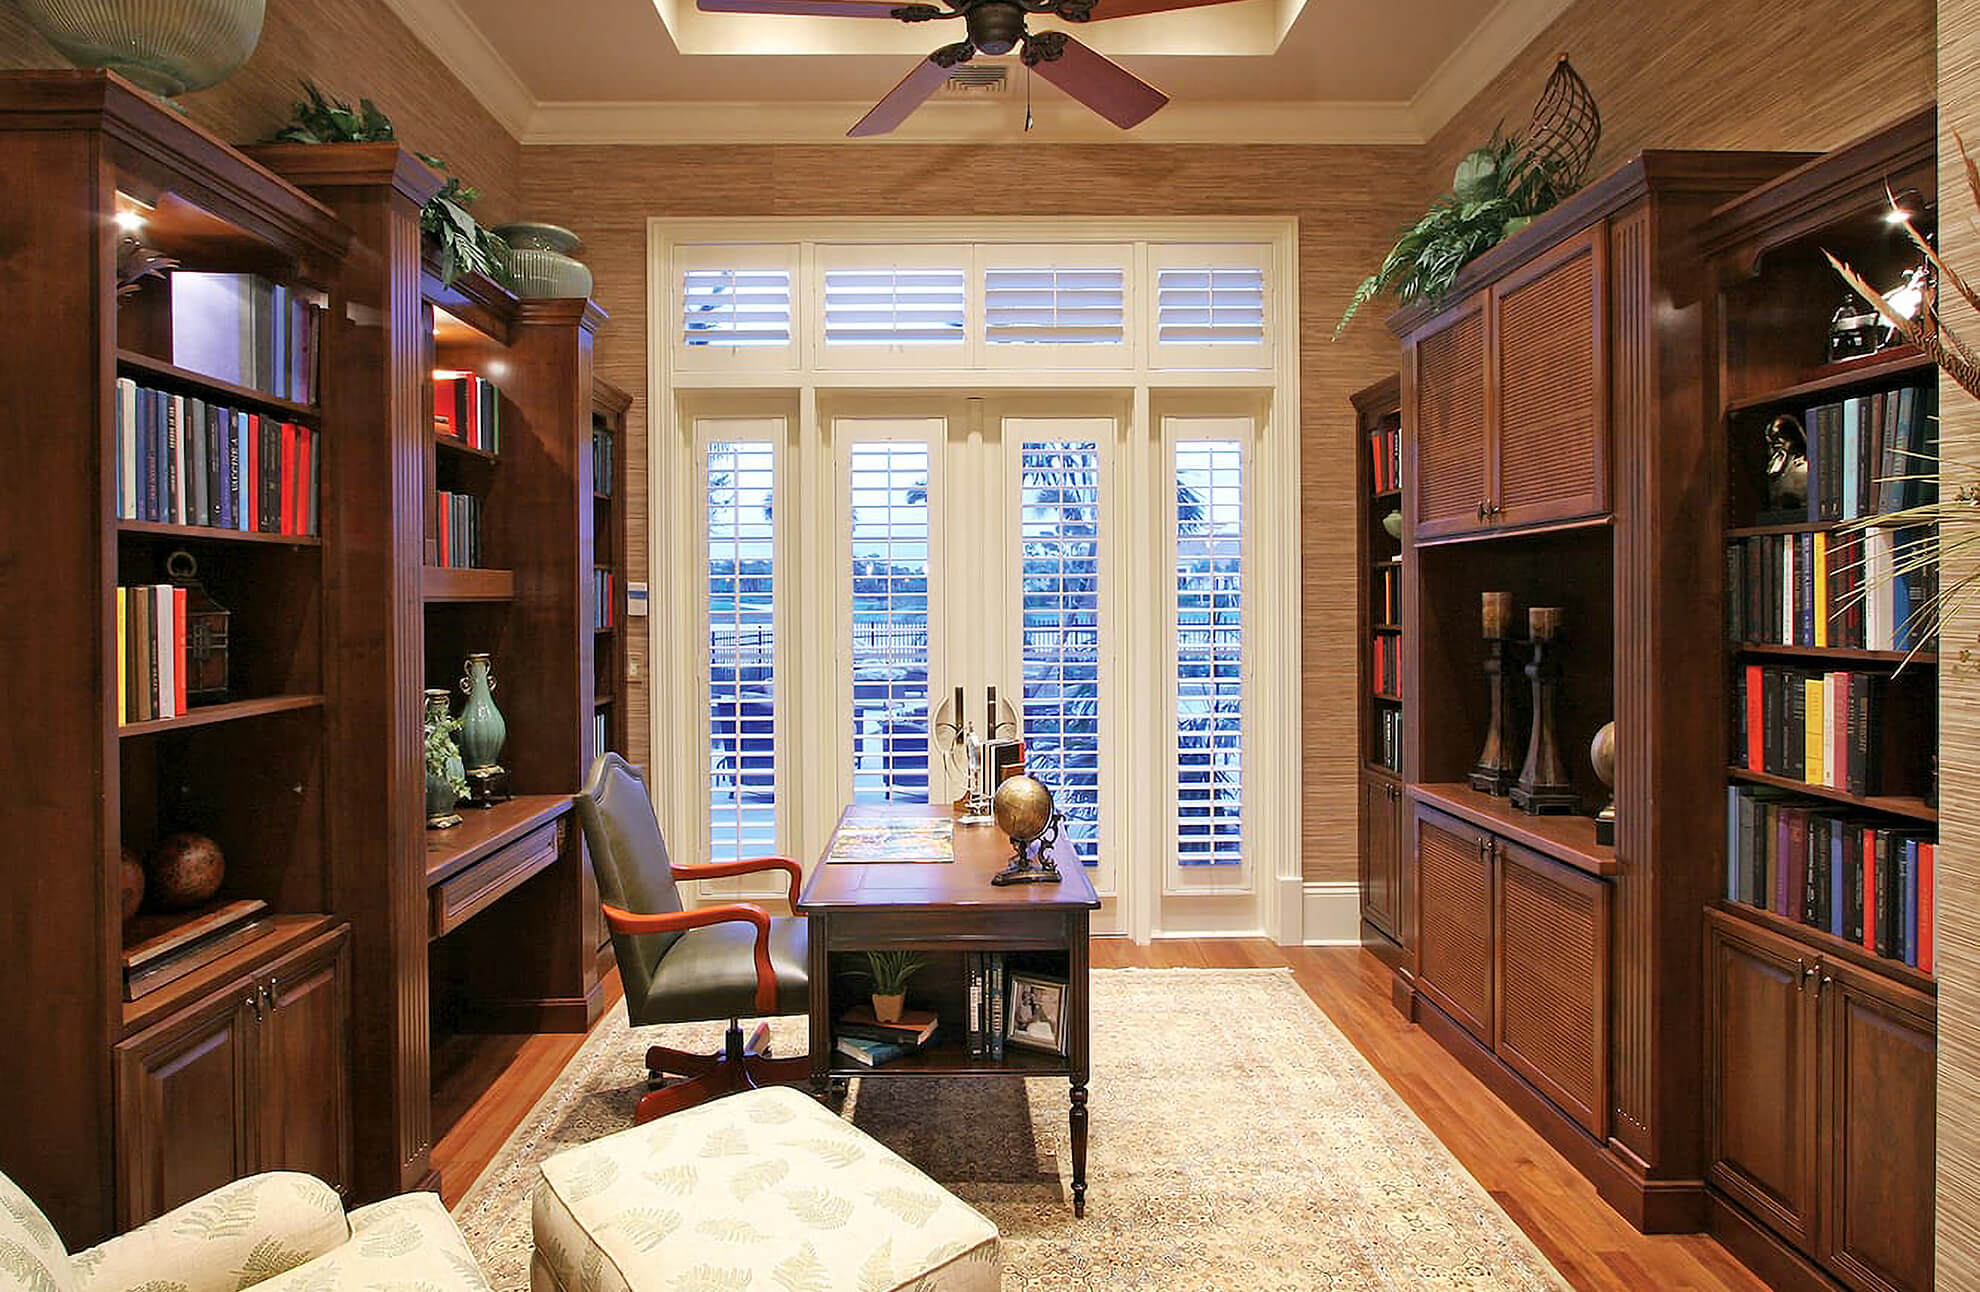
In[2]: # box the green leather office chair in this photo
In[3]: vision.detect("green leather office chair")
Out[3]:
[576,752,811,1123]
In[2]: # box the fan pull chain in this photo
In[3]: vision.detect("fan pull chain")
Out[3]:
[1025,61,1034,132]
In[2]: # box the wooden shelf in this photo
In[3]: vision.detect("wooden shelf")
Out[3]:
[1362,761,1402,782]
[1411,512,1614,549]
[825,1037,1070,1079]
[433,433,498,464]
[122,913,340,1036]
[1373,488,1401,500]
[117,350,319,422]
[422,566,514,602]
[1725,347,1934,415]
[118,520,321,548]
[1375,556,1402,567]
[1726,517,1923,538]
[593,490,612,502]
[1713,899,1935,997]
[1371,691,1403,703]
[1412,782,1620,877]
[119,694,324,737]
[593,695,614,708]
[1726,766,1938,822]
[1372,623,1402,633]
[1735,642,1937,666]
[425,794,572,887]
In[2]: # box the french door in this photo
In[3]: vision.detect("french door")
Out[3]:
[691,398,1263,936]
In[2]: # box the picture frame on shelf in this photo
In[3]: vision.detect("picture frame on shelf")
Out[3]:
[1006,971,1069,1055]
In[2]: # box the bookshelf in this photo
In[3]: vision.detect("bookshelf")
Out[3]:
[1353,376,1405,958]
[0,72,355,1242]
[1696,106,1937,1292]
[1385,148,1807,1235]
[592,378,631,761]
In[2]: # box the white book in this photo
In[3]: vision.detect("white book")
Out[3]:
[1841,398,1861,520]
[1865,530,1895,652]
[1781,539,1793,646]
[1820,673,1837,789]
[171,271,255,388]
[170,395,187,526]
[153,584,175,720]
[116,378,138,520]
[1829,671,1850,790]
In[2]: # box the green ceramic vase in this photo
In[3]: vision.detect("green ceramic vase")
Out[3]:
[458,653,508,774]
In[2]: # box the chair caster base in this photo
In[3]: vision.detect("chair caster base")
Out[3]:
[634,1021,809,1124]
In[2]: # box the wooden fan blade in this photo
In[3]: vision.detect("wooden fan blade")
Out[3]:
[1028,34,1168,129]
[698,0,909,17]
[1075,0,1243,18]
[848,54,955,136]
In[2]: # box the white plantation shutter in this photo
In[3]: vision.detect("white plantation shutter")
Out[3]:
[705,434,780,861]
[985,268,1125,345]
[673,244,798,372]
[847,437,935,802]
[823,268,966,346]
[1172,436,1245,873]
[1148,245,1272,370]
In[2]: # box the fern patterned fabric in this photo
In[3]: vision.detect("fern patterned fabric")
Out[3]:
[251,1191,491,1291]
[67,1172,347,1292]
[530,1087,998,1292]
[0,1168,76,1292]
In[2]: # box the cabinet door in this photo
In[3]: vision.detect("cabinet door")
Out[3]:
[1408,294,1490,540]
[1490,226,1608,528]
[1705,910,1817,1251]
[1413,804,1493,1040]
[1819,962,1935,1292]
[257,929,352,1197]
[1495,839,1609,1136]
[1359,773,1401,940]
[114,990,256,1228]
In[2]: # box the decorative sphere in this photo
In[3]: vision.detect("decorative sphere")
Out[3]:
[993,775,1055,843]
[146,832,224,911]
[119,846,145,923]
[1590,721,1616,790]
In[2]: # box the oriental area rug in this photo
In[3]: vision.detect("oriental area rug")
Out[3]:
[453,968,1570,1290]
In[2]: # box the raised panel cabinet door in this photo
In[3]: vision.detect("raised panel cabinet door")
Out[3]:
[114,989,256,1228]
[1493,839,1609,1137]
[256,928,352,1197]
[1704,910,1817,1251]
[1359,773,1400,940]
[1491,225,1608,528]
[1412,804,1493,1040]
[1818,962,1935,1292]
[1407,293,1490,539]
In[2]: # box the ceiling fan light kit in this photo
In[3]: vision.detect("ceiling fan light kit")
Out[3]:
[698,0,1235,135]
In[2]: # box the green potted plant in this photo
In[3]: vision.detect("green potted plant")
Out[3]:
[851,951,927,1024]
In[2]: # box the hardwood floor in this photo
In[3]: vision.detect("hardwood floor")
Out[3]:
[430,940,1764,1292]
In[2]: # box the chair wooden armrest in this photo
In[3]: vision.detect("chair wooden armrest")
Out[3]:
[602,901,779,1015]
[670,855,803,907]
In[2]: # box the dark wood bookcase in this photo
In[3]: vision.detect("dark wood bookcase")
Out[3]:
[1696,107,1937,1292]
[592,378,631,760]
[1385,147,1807,1235]
[1353,376,1406,962]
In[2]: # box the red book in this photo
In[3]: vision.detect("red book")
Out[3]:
[464,377,482,449]
[433,379,457,439]
[438,493,451,568]
[1920,842,1935,975]
[172,585,188,715]
[1862,832,1878,954]
[245,414,260,534]
[293,425,307,538]
[281,423,298,536]
[1744,665,1763,770]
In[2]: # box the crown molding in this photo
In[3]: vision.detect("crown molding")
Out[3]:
[521,97,1422,146]
[1406,0,1577,141]
[373,0,538,139]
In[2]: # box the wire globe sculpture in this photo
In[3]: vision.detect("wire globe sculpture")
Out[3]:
[1526,54,1602,194]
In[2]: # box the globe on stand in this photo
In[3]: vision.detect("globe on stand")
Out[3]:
[991,775,1064,887]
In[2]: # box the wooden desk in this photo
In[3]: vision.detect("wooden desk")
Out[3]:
[799,803,1101,1215]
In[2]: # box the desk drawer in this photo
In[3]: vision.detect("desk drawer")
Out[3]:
[430,821,560,938]
[824,908,1073,951]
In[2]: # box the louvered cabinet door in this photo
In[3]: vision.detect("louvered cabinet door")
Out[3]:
[1491,226,1609,528]
[1407,294,1490,539]
[1494,840,1609,1137]
[1412,805,1493,1040]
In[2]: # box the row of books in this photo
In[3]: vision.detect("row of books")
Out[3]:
[114,378,320,536]
[1725,529,1932,653]
[434,370,502,454]
[435,492,483,569]
[171,271,322,405]
[1367,420,1401,494]
[1375,565,1399,625]
[593,568,617,630]
[115,584,190,725]
[1737,665,1906,796]
[1374,706,1402,774]
[833,1004,938,1067]
[1371,634,1400,698]
[1725,785,1934,972]
[1792,383,1936,522]
[593,425,615,497]
[592,707,610,758]
[966,952,1009,1060]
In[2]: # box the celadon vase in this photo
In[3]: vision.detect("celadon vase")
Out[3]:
[491,222,593,299]
[424,689,464,830]
[17,0,266,96]
[458,653,508,775]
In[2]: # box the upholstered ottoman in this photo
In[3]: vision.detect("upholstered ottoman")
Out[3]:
[531,1086,1000,1292]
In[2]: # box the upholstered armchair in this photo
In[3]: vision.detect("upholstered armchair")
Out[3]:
[0,1168,489,1291]
[574,753,811,1123]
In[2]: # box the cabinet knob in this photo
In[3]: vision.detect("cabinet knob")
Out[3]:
[1476,501,1488,521]
[247,991,263,1021]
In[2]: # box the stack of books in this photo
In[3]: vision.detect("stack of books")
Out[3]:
[593,567,616,629]
[1725,528,1934,653]
[1795,383,1936,522]
[1376,708,1402,773]
[170,272,322,404]
[1371,635,1399,697]
[114,378,318,536]
[434,371,501,453]
[1725,785,1933,971]
[434,491,483,568]
[593,426,614,495]
[966,952,1007,1060]
[834,1005,938,1067]
[592,708,610,757]
[1735,665,1927,796]
[1377,565,1399,625]
[116,584,188,724]
[1367,420,1400,492]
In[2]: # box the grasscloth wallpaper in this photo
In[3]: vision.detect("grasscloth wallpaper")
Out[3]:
[518,143,1421,886]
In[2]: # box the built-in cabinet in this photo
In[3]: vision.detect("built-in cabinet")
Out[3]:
[114,926,351,1228]
[1358,771,1404,944]
[1706,910,1935,1292]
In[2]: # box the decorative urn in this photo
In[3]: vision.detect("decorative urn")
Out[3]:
[491,223,594,299]
[16,0,267,96]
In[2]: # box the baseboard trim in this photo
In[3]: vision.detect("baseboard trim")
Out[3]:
[465,984,604,1035]
[1707,1190,1841,1292]
[1302,881,1361,945]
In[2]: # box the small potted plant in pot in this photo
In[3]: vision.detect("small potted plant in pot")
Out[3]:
[852,951,927,1024]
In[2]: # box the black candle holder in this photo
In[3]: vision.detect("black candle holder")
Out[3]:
[1469,636,1521,796]
[1512,613,1580,815]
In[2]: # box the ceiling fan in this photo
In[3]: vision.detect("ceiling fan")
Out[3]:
[696,0,1242,136]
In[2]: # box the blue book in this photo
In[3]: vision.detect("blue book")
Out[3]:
[834,1034,916,1067]
[1902,839,1920,967]
[1830,825,1847,939]
[1726,787,1741,902]
[235,412,251,531]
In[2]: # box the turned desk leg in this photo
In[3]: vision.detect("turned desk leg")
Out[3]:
[1069,1080,1089,1217]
